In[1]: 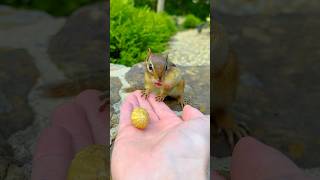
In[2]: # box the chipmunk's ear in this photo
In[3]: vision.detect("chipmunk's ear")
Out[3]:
[145,48,152,64]
[165,54,170,64]
[165,54,176,67]
[165,54,169,65]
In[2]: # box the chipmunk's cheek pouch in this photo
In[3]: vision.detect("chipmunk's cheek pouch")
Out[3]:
[163,83,171,89]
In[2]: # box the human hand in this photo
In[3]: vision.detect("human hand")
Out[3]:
[111,90,210,180]
[32,90,107,179]
[212,137,316,180]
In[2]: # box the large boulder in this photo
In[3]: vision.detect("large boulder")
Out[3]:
[215,14,320,168]
[125,63,210,114]
[48,2,107,80]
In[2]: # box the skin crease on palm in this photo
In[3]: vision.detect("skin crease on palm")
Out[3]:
[31,90,315,180]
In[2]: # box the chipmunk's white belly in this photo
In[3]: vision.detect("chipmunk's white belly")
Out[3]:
[151,84,180,98]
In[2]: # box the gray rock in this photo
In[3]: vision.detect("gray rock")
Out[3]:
[110,125,119,145]
[216,14,320,168]
[125,62,210,114]
[242,27,272,44]
[0,158,10,179]
[304,168,320,178]
[210,156,231,172]
[0,6,52,30]
[0,134,13,158]
[48,2,108,79]
[5,164,27,180]
[0,5,66,84]
[110,110,119,145]
[0,91,12,114]
[0,48,39,138]
[110,77,121,105]
[240,73,263,88]
[8,130,33,164]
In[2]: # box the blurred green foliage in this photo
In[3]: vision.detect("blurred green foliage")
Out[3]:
[0,0,101,16]
[110,0,177,66]
[134,0,210,20]
[182,14,203,29]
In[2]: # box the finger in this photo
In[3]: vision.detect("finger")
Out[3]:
[181,105,204,121]
[119,94,136,130]
[231,137,310,180]
[32,126,73,179]
[74,90,107,144]
[132,90,160,122]
[52,101,94,153]
[146,92,180,121]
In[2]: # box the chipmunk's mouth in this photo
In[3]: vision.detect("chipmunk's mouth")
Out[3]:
[154,82,162,87]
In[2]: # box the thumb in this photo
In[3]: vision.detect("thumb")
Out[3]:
[181,105,204,121]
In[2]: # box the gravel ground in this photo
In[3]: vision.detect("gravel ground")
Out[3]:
[167,28,210,66]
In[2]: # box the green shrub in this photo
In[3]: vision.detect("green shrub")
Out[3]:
[110,0,177,66]
[182,14,203,29]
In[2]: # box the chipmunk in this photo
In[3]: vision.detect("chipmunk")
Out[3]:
[141,48,186,108]
[100,48,186,112]
[213,21,249,148]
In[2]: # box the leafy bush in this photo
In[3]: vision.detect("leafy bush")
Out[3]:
[182,14,203,29]
[110,0,177,66]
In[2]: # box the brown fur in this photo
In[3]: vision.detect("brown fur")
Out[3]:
[141,48,186,108]
[212,21,248,149]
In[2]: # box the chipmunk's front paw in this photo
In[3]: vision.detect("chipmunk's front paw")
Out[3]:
[155,95,165,102]
[219,121,250,149]
[141,90,151,99]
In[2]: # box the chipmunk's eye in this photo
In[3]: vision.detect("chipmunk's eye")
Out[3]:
[148,64,153,71]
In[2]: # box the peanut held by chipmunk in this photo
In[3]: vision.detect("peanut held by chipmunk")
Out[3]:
[141,48,186,108]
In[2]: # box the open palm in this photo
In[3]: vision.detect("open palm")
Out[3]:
[111,91,210,180]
